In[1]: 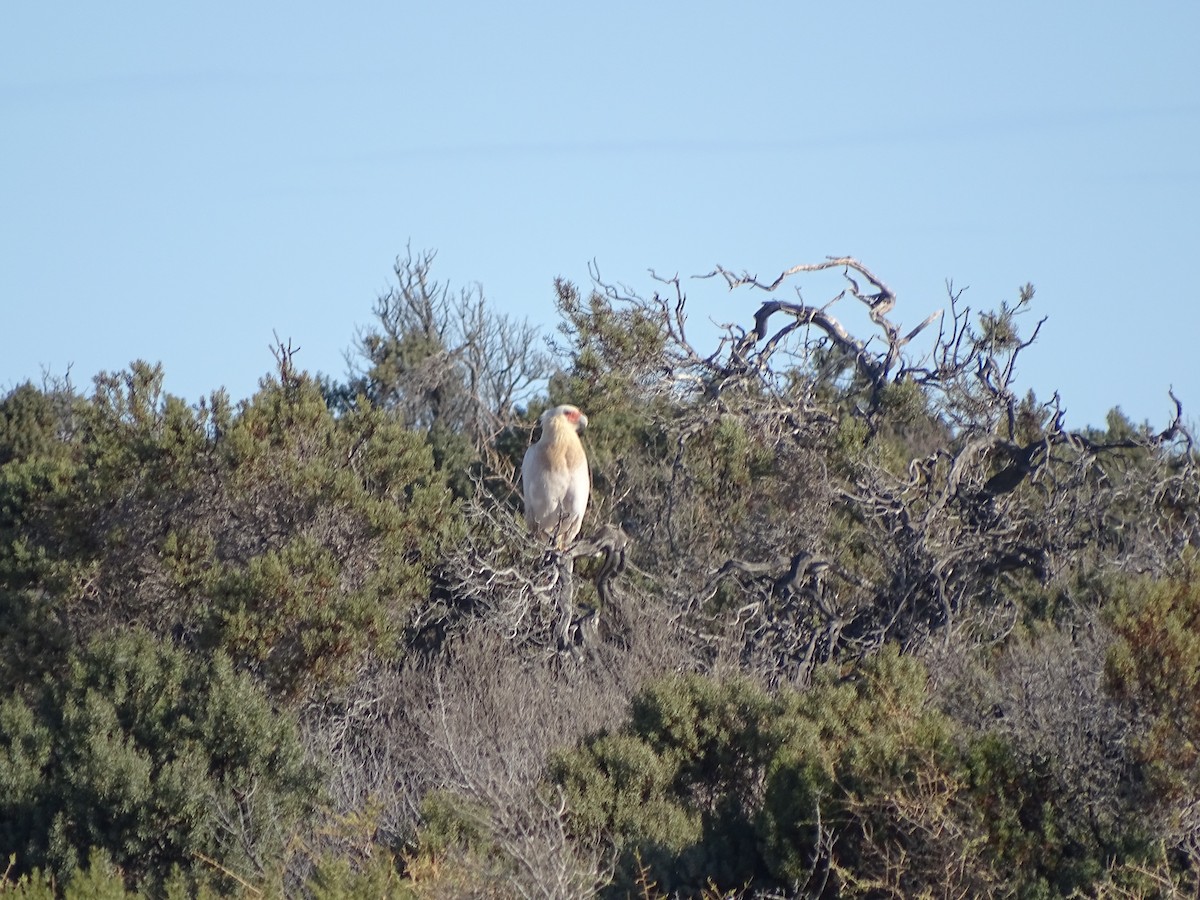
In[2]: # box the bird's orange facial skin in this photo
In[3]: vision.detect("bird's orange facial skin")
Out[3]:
[564,409,583,425]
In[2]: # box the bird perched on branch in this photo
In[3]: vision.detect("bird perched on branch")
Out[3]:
[522,404,590,550]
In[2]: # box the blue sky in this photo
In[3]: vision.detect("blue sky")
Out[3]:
[3,3,1197,430]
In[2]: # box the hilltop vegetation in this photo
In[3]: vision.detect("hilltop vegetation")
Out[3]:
[1,249,1198,898]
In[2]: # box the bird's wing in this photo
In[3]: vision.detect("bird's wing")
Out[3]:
[567,454,590,521]
[521,444,545,530]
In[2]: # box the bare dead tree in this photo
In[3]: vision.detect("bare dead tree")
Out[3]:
[696,257,942,414]
[548,257,1200,688]
[299,624,642,897]
[269,332,303,390]
[344,245,552,455]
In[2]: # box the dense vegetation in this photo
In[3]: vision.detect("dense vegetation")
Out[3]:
[1,249,1197,898]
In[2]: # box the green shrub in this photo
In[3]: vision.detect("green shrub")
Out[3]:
[306,853,413,900]
[554,650,958,895]
[0,367,458,699]
[1106,559,1200,886]
[1107,562,1200,801]
[554,648,1132,897]
[0,631,319,890]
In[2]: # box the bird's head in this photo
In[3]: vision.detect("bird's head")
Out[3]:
[543,404,588,433]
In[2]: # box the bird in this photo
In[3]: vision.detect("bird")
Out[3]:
[521,404,590,550]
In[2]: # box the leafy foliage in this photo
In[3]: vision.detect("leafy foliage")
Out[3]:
[0,631,318,890]
[0,361,456,699]
[555,652,991,896]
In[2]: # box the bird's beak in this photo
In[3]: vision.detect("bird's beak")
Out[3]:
[578,413,589,432]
